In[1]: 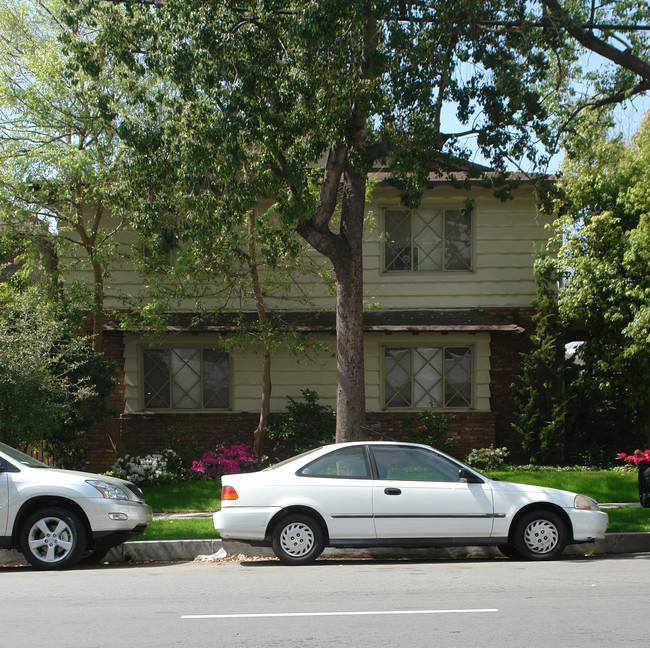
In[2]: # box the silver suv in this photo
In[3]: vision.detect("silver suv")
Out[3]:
[0,441,153,569]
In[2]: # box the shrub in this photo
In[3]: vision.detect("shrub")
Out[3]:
[403,408,454,451]
[618,449,650,470]
[188,443,261,479]
[466,445,509,470]
[266,389,336,459]
[110,449,182,484]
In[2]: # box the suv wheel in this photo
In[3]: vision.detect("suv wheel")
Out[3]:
[19,507,87,570]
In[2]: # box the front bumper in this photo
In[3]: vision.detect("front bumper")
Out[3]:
[92,524,150,550]
[569,508,609,542]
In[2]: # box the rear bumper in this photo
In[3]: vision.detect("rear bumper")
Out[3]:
[214,507,281,541]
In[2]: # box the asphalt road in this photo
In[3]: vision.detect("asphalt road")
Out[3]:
[2,554,648,648]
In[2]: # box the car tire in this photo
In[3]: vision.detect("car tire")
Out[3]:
[271,514,325,565]
[497,544,521,559]
[513,510,567,560]
[19,507,87,570]
[78,548,111,565]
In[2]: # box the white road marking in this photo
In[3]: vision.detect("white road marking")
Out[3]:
[182,608,499,619]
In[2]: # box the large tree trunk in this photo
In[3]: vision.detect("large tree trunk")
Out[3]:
[332,168,367,442]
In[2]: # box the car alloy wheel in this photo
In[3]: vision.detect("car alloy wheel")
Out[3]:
[19,507,86,570]
[272,514,325,565]
[513,510,566,560]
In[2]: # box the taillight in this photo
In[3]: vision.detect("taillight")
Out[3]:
[222,485,239,501]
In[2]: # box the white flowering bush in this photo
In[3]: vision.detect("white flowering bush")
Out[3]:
[110,449,182,484]
[465,445,509,471]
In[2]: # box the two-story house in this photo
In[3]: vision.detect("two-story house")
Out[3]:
[80,172,551,470]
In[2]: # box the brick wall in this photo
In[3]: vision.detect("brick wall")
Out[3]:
[487,308,535,462]
[365,410,497,460]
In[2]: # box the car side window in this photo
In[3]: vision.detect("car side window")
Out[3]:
[298,447,370,479]
[372,446,460,482]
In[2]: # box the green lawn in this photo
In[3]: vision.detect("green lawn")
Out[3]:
[134,469,647,542]
[140,480,222,513]
[486,468,639,503]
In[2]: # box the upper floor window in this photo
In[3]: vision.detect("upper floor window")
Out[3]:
[384,346,472,409]
[143,347,229,410]
[384,208,471,272]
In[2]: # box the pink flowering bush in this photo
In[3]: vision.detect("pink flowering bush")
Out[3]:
[617,449,650,469]
[188,443,261,479]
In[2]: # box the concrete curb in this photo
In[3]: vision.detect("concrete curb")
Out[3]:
[107,532,650,563]
[2,533,649,566]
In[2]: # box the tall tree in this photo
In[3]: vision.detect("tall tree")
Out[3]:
[68,0,650,442]
[511,250,569,464]
[554,111,650,447]
[0,0,131,353]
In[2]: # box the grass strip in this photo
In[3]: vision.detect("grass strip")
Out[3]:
[134,517,220,542]
[605,507,650,533]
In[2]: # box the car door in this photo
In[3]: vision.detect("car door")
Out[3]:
[370,445,495,540]
[296,445,375,540]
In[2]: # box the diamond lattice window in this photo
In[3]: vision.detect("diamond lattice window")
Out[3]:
[143,348,229,410]
[384,346,472,409]
[384,208,471,271]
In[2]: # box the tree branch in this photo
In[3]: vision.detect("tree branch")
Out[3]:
[542,0,650,81]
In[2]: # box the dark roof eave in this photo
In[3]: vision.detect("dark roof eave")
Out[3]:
[103,309,526,335]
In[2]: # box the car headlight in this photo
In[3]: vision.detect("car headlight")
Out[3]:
[87,480,130,500]
[574,494,600,511]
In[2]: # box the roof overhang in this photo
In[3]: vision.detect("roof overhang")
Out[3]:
[105,309,526,335]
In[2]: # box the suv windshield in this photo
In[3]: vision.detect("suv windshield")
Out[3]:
[0,442,49,468]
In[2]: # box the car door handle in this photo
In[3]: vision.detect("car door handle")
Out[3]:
[384,488,402,496]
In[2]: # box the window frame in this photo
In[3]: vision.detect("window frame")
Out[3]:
[140,345,231,412]
[382,206,473,273]
[296,446,372,480]
[382,344,474,410]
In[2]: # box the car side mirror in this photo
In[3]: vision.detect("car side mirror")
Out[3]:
[458,468,483,484]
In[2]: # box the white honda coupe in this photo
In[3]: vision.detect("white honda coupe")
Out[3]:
[213,441,608,564]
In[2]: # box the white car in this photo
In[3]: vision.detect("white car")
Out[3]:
[214,441,608,564]
[0,442,153,569]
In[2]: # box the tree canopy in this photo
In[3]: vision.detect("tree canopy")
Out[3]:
[0,0,134,352]
[554,111,650,447]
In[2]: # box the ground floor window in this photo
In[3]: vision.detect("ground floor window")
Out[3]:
[143,347,229,409]
[384,346,472,409]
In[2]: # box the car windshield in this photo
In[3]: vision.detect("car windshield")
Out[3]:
[0,442,49,468]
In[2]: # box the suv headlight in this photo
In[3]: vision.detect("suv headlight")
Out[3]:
[574,494,600,511]
[87,479,130,500]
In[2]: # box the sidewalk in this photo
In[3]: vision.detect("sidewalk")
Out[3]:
[2,505,648,566]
